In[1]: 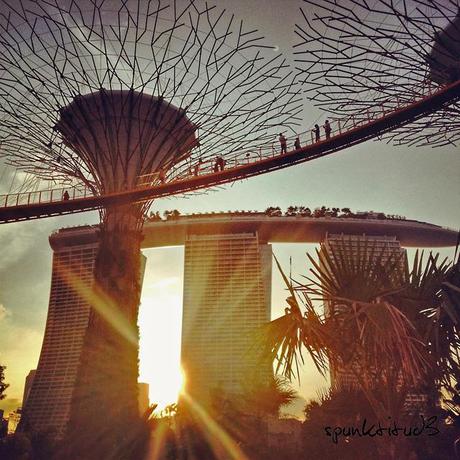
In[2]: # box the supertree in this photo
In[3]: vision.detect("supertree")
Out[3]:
[294,0,460,147]
[0,0,300,457]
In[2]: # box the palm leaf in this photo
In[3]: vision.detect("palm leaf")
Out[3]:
[259,239,460,417]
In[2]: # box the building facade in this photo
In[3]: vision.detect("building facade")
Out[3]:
[320,233,407,388]
[319,233,431,412]
[21,227,99,437]
[138,382,150,416]
[7,409,22,435]
[21,214,453,435]
[181,232,272,405]
[22,226,146,437]
[22,369,36,408]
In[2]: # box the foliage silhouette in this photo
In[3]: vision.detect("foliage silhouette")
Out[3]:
[0,365,8,400]
[261,237,460,458]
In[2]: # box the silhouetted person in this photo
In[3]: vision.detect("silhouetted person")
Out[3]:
[324,119,331,139]
[279,133,287,154]
[313,124,320,142]
[294,137,301,150]
[62,190,70,201]
[193,157,203,176]
[214,156,225,172]
[159,168,166,183]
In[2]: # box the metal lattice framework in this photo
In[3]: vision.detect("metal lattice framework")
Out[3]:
[295,0,460,147]
[0,0,303,452]
[0,0,301,219]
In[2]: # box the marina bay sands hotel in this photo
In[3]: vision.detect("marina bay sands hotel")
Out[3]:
[23,211,457,436]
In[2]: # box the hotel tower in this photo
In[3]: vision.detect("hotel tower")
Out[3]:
[21,226,145,437]
[22,212,455,434]
[181,231,272,405]
[21,226,99,437]
[320,233,406,387]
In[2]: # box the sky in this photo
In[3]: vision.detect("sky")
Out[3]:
[1,0,460,418]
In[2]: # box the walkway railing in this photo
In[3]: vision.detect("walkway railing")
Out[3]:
[0,79,458,222]
[0,185,94,208]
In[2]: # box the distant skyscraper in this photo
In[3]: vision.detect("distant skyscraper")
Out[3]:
[22,226,145,438]
[138,382,150,416]
[181,232,272,405]
[22,370,36,408]
[7,408,22,434]
[320,233,406,388]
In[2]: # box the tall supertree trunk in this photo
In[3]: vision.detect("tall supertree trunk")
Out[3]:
[64,206,148,460]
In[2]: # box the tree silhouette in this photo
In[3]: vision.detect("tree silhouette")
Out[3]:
[261,241,460,458]
[0,365,8,400]
[295,0,460,147]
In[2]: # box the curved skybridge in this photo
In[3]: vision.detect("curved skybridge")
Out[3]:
[1,79,460,224]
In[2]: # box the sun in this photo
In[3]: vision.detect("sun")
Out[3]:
[138,266,185,412]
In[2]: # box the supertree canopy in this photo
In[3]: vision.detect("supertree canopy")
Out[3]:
[54,89,199,230]
[0,0,300,203]
[295,0,460,147]
[55,90,198,193]
[0,0,300,457]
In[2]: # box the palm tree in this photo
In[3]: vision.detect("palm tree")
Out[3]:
[206,378,299,459]
[242,375,298,418]
[302,387,379,460]
[260,237,460,457]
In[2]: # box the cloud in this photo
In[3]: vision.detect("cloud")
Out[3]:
[0,220,49,272]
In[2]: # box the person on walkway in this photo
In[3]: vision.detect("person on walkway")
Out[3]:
[62,190,70,201]
[312,124,320,142]
[324,119,332,139]
[214,156,225,172]
[279,133,287,154]
[294,137,301,150]
[193,157,203,176]
[158,168,166,183]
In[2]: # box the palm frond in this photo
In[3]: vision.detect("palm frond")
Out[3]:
[300,236,407,305]
[257,257,329,380]
[259,239,460,417]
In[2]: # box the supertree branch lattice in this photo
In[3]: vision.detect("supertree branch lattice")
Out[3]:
[0,0,300,198]
[0,0,300,456]
[294,0,460,147]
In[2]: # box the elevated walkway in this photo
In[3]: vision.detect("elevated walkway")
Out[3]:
[2,79,460,224]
